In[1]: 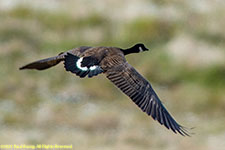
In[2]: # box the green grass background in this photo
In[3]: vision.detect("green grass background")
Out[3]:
[0,0,225,149]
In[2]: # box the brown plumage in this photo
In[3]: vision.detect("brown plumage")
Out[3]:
[20,43,190,136]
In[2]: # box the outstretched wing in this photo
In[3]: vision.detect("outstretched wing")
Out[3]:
[105,62,189,136]
[19,56,64,70]
[19,46,92,70]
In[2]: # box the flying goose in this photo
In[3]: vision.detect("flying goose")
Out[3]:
[20,43,189,136]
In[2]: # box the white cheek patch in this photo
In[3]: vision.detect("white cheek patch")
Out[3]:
[139,46,143,52]
[76,57,88,71]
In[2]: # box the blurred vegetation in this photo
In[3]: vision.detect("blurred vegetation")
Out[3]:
[0,1,225,149]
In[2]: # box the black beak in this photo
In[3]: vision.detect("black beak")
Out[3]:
[144,47,149,51]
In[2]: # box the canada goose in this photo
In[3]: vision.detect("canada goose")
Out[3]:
[20,43,189,136]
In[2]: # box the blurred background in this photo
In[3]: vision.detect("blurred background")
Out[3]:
[0,0,225,149]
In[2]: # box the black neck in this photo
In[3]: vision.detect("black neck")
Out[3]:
[121,47,137,55]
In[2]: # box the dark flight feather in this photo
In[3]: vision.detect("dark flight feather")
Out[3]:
[105,62,189,136]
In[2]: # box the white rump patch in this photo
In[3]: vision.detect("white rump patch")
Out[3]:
[90,65,97,70]
[76,57,88,71]
[139,46,143,52]
[76,57,99,71]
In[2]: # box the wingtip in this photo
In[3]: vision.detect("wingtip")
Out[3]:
[182,126,195,137]
[19,65,31,70]
[175,125,195,137]
[19,66,25,70]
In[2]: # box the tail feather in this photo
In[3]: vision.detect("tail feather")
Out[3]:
[87,67,103,78]
[64,53,80,73]
[79,70,90,78]
[64,53,103,78]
